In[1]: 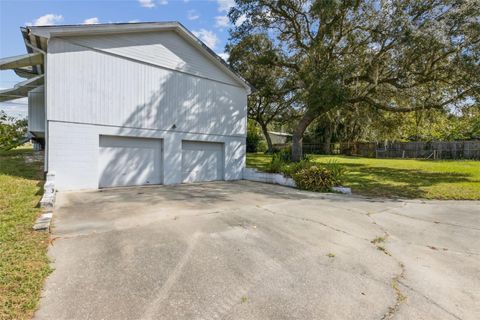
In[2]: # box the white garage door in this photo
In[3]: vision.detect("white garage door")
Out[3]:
[182,141,224,183]
[99,136,163,188]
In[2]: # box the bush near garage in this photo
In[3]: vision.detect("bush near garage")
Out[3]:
[0,111,28,151]
[246,120,267,153]
[265,150,346,191]
[292,162,345,192]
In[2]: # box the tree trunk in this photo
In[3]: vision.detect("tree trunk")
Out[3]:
[322,125,332,154]
[292,112,317,162]
[259,122,274,153]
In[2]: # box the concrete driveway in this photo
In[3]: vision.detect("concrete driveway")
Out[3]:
[35,181,479,320]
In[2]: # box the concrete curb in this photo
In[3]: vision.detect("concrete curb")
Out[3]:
[332,186,352,194]
[243,167,352,194]
[34,172,55,232]
[243,168,296,187]
[33,212,52,232]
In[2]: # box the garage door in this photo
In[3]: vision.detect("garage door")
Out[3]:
[99,136,163,188]
[182,141,224,183]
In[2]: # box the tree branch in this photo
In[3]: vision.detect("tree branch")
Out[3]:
[350,88,475,112]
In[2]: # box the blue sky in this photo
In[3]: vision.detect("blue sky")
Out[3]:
[0,0,237,117]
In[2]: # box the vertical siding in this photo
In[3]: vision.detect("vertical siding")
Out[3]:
[28,86,45,133]
[47,38,247,136]
[62,31,237,86]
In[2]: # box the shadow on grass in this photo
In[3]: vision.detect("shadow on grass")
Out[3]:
[247,153,479,199]
[0,149,45,181]
[335,163,472,198]
[246,153,271,171]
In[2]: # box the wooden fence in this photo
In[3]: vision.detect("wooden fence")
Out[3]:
[300,141,480,160]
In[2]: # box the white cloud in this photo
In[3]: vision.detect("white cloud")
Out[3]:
[129,19,141,23]
[215,14,245,29]
[217,52,229,61]
[27,13,63,26]
[187,10,199,21]
[235,14,246,27]
[0,97,28,119]
[192,29,219,49]
[83,17,99,24]
[138,0,155,8]
[159,0,168,5]
[215,16,229,28]
[217,0,235,12]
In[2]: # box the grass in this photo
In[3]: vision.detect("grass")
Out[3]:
[371,236,386,244]
[247,153,480,200]
[0,146,51,320]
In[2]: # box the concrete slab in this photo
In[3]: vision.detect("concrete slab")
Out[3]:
[34,181,480,320]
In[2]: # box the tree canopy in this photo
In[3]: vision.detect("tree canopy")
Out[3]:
[228,34,296,152]
[0,111,28,150]
[228,0,480,160]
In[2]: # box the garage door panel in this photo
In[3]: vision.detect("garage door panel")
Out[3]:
[99,136,162,188]
[182,141,223,183]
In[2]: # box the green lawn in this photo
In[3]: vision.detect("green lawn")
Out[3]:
[0,147,51,320]
[247,153,480,200]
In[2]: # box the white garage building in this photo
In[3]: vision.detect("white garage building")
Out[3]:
[0,22,250,190]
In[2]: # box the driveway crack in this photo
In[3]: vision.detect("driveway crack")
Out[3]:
[259,206,371,242]
[367,221,408,320]
[380,261,406,320]
[397,280,463,320]
[368,207,480,231]
[260,204,411,320]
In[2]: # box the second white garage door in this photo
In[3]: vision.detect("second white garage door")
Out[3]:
[182,141,224,183]
[99,136,163,188]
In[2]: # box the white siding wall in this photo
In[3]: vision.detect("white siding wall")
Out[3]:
[28,86,45,134]
[63,31,237,86]
[48,121,245,190]
[47,37,246,136]
[45,31,247,191]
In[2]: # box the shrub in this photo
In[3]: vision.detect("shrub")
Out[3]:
[257,140,268,153]
[246,120,267,153]
[292,164,345,192]
[266,152,286,173]
[0,111,28,150]
[271,145,310,161]
[267,149,310,174]
[271,146,292,160]
[281,159,314,177]
[323,160,346,186]
[246,129,262,153]
[265,154,346,193]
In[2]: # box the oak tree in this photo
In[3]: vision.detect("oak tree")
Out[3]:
[229,0,480,160]
[228,34,296,152]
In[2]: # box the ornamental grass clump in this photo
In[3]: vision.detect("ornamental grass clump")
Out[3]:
[267,147,312,174]
[265,151,346,192]
[323,160,345,187]
[266,152,286,173]
[281,158,313,177]
[292,161,345,192]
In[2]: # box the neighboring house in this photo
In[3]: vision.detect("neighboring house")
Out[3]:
[268,131,292,145]
[0,22,250,190]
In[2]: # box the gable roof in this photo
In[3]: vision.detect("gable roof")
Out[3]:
[23,21,251,93]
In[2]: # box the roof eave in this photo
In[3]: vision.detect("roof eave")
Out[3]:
[173,23,252,94]
[0,75,44,102]
[27,21,179,39]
